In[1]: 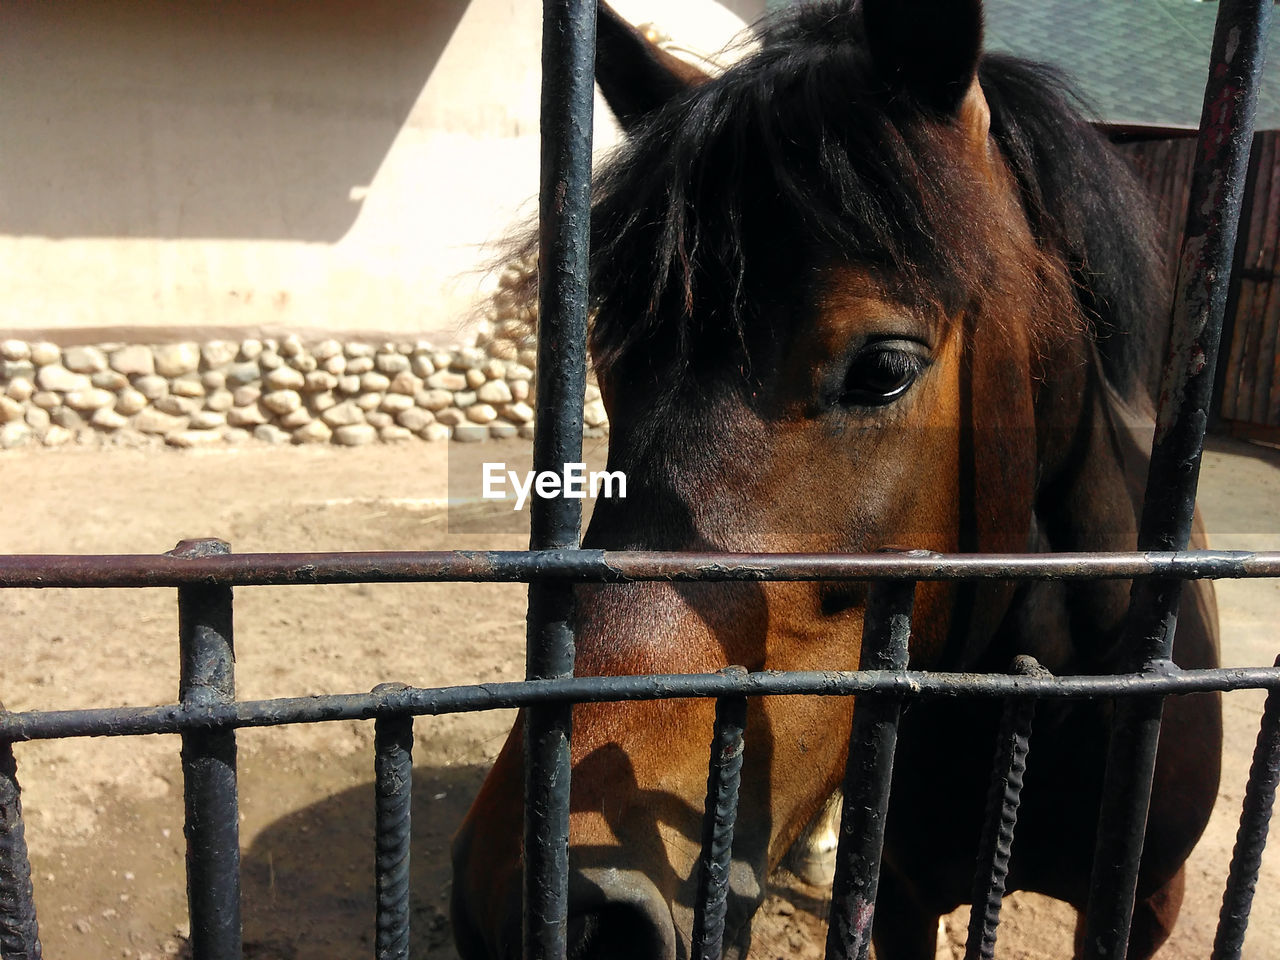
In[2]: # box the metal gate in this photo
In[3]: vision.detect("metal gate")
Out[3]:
[2,2,1279,960]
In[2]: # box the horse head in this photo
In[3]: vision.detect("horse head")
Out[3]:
[452,1,1169,956]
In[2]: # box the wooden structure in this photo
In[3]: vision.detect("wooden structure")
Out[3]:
[1119,132,1280,442]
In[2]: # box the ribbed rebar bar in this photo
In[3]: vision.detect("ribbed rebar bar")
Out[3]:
[373,694,414,960]
[691,667,749,960]
[1082,2,1273,956]
[1211,655,1280,960]
[964,656,1050,960]
[825,578,917,960]
[0,725,41,960]
[176,539,242,960]
[523,1,596,956]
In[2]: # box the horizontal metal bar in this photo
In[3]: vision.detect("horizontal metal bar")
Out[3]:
[5,665,1280,742]
[0,549,1279,589]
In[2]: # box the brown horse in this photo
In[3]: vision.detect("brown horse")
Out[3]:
[451,1,1222,957]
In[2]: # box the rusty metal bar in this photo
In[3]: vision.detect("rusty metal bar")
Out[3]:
[176,539,242,960]
[373,692,414,960]
[1082,2,1274,957]
[691,668,749,960]
[4,665,1280,743]
[825,579,916,960]
[0,715,41,960]
[1211,656,1280,960]
[963,656,1049,960]
[1,549,1279,589]
[523,0,596,956]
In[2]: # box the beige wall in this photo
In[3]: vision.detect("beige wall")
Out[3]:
[0,0,763,343]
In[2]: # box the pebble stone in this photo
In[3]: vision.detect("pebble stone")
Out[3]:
[477,380,513,405]
[435,409,466,427]
[277,408,312,430]
[5,379,33,402]
[170,375,205,398]
[466,403,497,424]
[0,320,606,447]
[417,389,453,411]
[0,396,23,423]
[396,408,435,432]
[25,406,51,431]
[29,342,61,366]
[189,411,227,430]
[91,407,129,431]
[64,346,108,373]
[293,420,333,444]
[109,345,155,376]
[321,402,364,427]
[153,343,200,377]
[168,429,226,448]
[155,395,199,416]
[37,366,91,393]
[334,424,377,446]
[254,424,291,445]
[0,423,31,448]
[227,404,268,427]
[43,425,73,447]
[115,389,148,416]
[64,389,115,411]
[134,376,169,400]
[261,390,303,415]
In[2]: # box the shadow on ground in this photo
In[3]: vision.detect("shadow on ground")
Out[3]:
[238,764,488,960]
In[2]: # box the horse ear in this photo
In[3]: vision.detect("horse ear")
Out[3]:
[595,1,711,132]
[861,0,984,116]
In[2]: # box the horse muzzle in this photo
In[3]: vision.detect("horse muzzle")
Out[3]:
[449,832,679,960]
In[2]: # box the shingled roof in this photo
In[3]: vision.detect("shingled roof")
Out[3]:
[983,0,1280,131]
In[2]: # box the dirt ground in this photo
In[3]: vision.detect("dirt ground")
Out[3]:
[2,435,1278,960]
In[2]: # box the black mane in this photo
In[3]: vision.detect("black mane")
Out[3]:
[584,1,1163,399]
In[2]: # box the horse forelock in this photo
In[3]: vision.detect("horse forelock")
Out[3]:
[498,2,1162,410]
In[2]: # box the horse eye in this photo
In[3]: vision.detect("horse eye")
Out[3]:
[839,344,925,407]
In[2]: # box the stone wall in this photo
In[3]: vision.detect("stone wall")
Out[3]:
[0,325,608,452]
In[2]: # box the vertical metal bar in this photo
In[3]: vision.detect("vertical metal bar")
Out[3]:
[175,538,242,960]
[963,656,1049,960]
[824,579,916,960]
[691,667,749,960]
[1083,4,1273,958]
[1211,655,1280,960]
[373,684,414,960]
[0,716,41,960]
[523,1,596,958]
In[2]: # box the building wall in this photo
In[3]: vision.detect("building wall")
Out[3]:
[0,0,763,343]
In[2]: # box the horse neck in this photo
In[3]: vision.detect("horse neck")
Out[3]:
[979,341,1153,675]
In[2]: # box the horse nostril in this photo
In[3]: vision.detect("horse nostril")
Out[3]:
[566,869,678,960]
[567,904,670,960]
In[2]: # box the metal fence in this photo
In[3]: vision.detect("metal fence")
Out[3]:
[1,1,1278,960]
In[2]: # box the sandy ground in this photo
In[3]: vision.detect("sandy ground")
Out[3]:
[1,435,1278,960]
